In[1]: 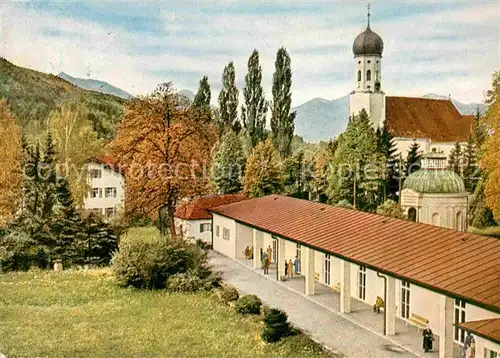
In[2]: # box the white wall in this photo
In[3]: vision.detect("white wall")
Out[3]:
[174,218,212,244]
[394,138,467,159]
[83,162,124,218]
[212,214,236,259]
[349,91,385,129]
[235,223,253,259]
[476,336,500,358]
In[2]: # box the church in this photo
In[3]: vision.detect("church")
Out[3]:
[349,10,474,158]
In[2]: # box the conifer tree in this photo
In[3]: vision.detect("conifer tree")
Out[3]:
[79,213,118,266]
[462,135,478,192]
[218,62,241,133]
[211,131,246,194]
[326,109,385,211]
[243,139,283,198]
[242,50,267,148]
[448,142,462,174]
[405,142,421,177]
[376,124,398,201]
[270,47,295,158]
[193,76,211,108]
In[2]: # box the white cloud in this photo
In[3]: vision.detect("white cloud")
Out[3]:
[1,2,498,107]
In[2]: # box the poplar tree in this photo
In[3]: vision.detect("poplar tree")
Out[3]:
[448,142,462,174]
[211,131,246,194]
[218,62,241,134]
[462,136,478,192]
[270,47,295,158]
[193,76,211,108]
[242,50,267,148]
[376,124,398,201]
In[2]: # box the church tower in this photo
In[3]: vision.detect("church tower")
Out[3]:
[349,5,386,128]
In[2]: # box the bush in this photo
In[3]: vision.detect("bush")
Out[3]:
[261,308,291,343]
[0,231,33,271]
[112,230,212,289]
[218,284,239,304]
[168,269,221,293]
[235,294,262,315]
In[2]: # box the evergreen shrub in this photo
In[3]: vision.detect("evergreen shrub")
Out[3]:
[261,308,291,343]
[235,294,262,315]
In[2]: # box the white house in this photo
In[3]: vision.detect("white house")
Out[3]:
[174,194,246,245]
[349,11,474,159]
[83,156,125,220]
[210,195,500,358]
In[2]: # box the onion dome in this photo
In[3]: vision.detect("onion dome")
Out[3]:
[402,150,466,194]
[352,25,384,56]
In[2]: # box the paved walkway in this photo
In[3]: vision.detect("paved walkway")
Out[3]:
[210,252,461,358]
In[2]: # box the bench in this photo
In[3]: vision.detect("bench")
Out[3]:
[408,313,429,331]
[332,282,341,292]
[314,272,320,281]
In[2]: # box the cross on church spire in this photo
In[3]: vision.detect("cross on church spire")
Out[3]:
[367,2,371,27]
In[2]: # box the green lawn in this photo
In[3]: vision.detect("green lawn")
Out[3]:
[0,268,335,357]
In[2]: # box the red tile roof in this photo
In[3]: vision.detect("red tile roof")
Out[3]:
[87,155,124,174]
[458,318,500,344]
[210,195,500,313]
[175,194,246,220]
[385,97,473,142]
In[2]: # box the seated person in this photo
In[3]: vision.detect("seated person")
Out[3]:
[373,296,384,313]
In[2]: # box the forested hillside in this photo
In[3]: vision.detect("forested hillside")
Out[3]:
[0,58,125,139]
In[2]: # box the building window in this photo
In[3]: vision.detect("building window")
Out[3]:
[485,348,499,358]
[358,60,361,64]
[357,70,361,82]
[366,69,372,81]
[90,188,102,198]
[216,225,220,237]
[89,169,102,179]
[296,244,301,274]
[105,207,116,218]
[199,223,211,233]
[105,187,117,198]
[324,254,331,285]
[367,60,371,64]
[222,227,230,240]
[408,208,417,222]
[454,299,466,344]
[401,281,410,319]
[432,213,440,226]
[86,208,102,216]
[358,266,366,300]
[456,212,463,231]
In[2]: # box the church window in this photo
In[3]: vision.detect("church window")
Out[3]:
[367,60,371,64]
[408,208,417,222]
[358,61,361,64]
[366,70,372,81]
[357,70,361,81]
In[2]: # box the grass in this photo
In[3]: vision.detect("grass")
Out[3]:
[0,268,336,357]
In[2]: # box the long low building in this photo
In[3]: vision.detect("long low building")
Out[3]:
[209,194,500,358]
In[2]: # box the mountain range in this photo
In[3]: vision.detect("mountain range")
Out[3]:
[57,72,134,99]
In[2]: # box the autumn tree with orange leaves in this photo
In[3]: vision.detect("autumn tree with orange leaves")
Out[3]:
[0,100,22,226]
[108,83,217,234]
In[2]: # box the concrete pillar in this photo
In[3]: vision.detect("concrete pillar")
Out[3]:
[252,229,263,269]
[386,276,396,335]
[474,336,484,358]
[340,260,351,314]
[304,246,315,295]
[277,238,286,281]
[439,295,454,358]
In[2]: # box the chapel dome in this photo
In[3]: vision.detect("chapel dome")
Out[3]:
[403,170,466,194]
[402,150,466,194]
[352,25,384,56]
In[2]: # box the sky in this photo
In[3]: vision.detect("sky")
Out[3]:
[1,1,499,106]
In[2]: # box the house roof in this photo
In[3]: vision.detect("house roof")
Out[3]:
[458,318,500,345]
[175,194,246,220]
[210,195,500,313]
[385,97,473,142]
[87,155,124,174]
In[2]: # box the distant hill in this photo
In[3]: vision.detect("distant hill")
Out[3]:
[293,93,486,143]
[422,93,485,115]
[0,58,124,139]
[292,95,349,142]
[58,72,133,100]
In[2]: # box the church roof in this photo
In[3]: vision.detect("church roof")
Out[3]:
[385,96,473,142]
